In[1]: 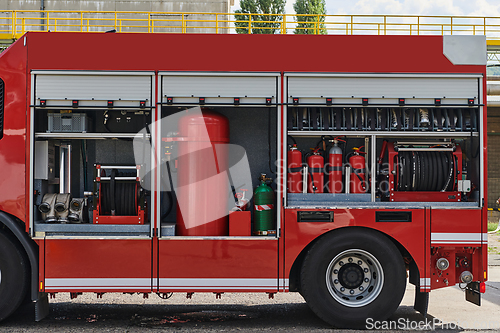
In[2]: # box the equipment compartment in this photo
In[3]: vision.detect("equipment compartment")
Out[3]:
[31,72,155,237]
[159,106,278,237]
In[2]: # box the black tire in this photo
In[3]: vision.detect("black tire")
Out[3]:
[300,228,406,329]
[0,230,29,322]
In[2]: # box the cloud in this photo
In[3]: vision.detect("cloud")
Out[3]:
[334,0,464,16]
[468,0,500,16]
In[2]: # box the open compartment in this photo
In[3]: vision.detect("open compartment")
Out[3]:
[31,71,155,237]
[285,109,482,209]
[159,105,278,237]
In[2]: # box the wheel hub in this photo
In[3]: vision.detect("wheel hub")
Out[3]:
[326,249,384,308]
[338,263,364,289]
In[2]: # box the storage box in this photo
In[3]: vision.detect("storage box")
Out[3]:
[229,211,251,236]
[48,113,89,132]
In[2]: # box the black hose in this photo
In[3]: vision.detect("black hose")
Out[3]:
[411,152,417,191]
[110,169,116,215]
[421,152,427,191]
[308,167,316,193]
[81,140,88,191]
[158,160,176,220]
[429,152,435,191]
[442,152,454,192]
[163,162,176,219]
[288,135,297,145]
[415,152,421,191]
[425,151,431,191]
[404,152,411,191]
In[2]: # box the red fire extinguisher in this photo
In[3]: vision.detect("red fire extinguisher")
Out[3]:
[349,146,367,193]
[287,144,303,193]
[307,148,324,193]
[328,137,345,193]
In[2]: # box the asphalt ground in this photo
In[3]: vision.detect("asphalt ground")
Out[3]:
[1,233,500,332]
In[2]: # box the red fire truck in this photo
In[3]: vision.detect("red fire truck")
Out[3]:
[0,32,488,328]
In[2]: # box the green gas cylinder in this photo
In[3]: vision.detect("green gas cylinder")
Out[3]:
[253,174,275,236]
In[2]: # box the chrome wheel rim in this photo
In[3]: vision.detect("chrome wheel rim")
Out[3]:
[326,249,384,307]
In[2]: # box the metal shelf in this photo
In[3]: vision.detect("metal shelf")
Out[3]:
[287,131,479,138]
[35,132,150,139]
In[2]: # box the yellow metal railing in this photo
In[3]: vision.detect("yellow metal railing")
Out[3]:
[1,11,500,44]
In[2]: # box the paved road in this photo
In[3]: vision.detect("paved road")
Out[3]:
[2,267,500,332]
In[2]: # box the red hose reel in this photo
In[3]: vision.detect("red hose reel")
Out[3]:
[387,142,463,202]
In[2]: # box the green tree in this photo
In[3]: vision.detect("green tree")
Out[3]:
[293,0,327,34]
[234,0,286,34]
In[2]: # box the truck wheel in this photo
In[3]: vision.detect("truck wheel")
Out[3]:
[300,228,406,328]
[0,230,29,322]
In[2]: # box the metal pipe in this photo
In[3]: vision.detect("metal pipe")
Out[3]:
[59,143,71,193]
[40,0,45,31]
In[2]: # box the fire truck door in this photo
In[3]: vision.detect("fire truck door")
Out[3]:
[32,71,155,293]
[156,72,281,293]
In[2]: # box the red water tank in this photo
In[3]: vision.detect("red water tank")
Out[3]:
[176,108,230,236]
[287,145,303,193]
[349,149,366,194]
[307,150,324,193]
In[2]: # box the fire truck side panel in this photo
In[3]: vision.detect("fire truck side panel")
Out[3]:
[25,33,481,75]
[429,209,485,290]
[0,38,27,224]
[284,208,426,288]
[158,239,278,292]
[430,209,483,235]
[43,239,152,292]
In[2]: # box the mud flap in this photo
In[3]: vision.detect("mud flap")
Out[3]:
[465,282,481,306]
[414,289,429,316]
[35,292,49,321]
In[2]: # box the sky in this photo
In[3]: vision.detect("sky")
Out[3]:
[231,0,500,17]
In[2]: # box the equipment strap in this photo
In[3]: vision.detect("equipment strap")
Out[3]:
[289,167,302,173]
[326,166,343,172]
[357,108,362,130]
[335,108,342,130]
[309,167,324,173]
[323,108,330,130]
[311,108,318,130]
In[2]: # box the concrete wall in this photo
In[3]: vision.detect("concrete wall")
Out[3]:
[1,0,231,13]
[1,0,233,34]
